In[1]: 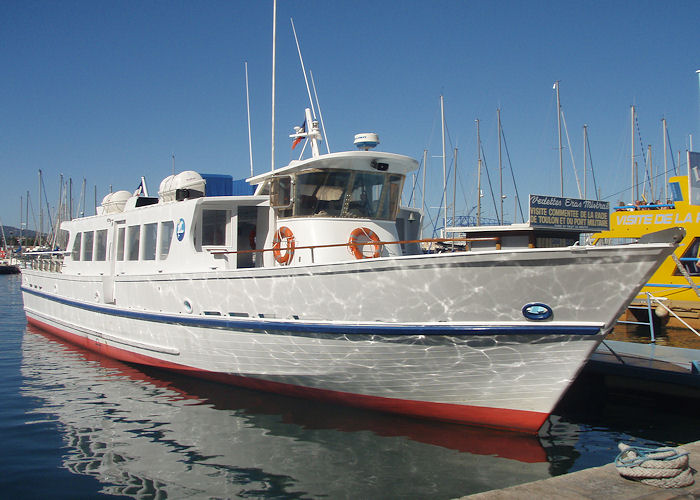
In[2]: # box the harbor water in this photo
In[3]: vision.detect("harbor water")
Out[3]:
[1,274,698,499]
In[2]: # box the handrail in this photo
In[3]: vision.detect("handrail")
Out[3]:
[618,292,700,343]
[209,236,501,256]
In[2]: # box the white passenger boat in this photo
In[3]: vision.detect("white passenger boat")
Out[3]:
[21,114,680,433]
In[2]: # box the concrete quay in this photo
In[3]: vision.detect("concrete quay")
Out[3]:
[462,440,700,500]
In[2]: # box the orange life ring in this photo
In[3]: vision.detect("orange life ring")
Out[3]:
[0,250,5,259]
[348,227,381,259]
[273,226,295,264]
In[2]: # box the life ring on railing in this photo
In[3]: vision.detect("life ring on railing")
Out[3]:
[348,227,381,259]
[272,226,295,264]
[0,250,5,259]
[249,229,256,250]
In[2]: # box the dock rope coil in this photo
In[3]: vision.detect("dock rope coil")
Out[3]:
[615,443,694,488]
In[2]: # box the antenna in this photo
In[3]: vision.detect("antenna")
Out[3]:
[310,70,330,153]
[245,61,254,176]
[290,18,316,118]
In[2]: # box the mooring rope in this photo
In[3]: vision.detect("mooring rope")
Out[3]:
[615,443,695,488]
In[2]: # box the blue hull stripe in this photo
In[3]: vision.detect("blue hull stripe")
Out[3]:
[21,286,602,337]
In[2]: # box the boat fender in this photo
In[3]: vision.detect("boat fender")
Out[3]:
[348,227,381,259]
[273,226,295,265]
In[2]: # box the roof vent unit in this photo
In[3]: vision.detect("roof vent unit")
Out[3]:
[159,171,206,202]
[354,133,380,151]
[100,190,132,214]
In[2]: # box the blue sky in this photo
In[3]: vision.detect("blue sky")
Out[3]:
[2,0,698,233]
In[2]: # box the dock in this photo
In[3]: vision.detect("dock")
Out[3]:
[586,340,700,399]
[462,440,699,499]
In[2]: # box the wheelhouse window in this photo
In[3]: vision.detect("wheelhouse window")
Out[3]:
[94,229,107,261]
[142,223,157,260]
[295,170,350,217]
[273,168,405,220]
[202,210,228,246]
[71,233,82,261]
[127,225,140,261]
[82,231,94,261]
[270,175,292,219]
[159,221,174,260]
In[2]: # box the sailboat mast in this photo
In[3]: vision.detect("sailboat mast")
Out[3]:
[38,169,43,244]
[270,0,277,172]
[631,105,636,204]
[421,149,427,218]
[555,81,563,196]
[583,125,588,199]
[663,118,668,202]
[476,118,482,226]
[648,145,653,202]
[498,108,503,224]
[440,95,447,236]
[245,61,254,177]
[453,147,458,232]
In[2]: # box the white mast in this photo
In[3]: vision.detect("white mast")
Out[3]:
[38,169,43,244]
[631,105,636,204]
[554,81,563,196]
[421,149,427,218]
[310,71,331,154]
[245,61,254,177]
[662,118,668,202]
[583,125,588,199]
[648,144,653,202]
[498,108,503,223]
[476,118,482,226]
[453,147,458,234]
[270,0,277,172]
[440,95,447,236]
[291,18,316,119]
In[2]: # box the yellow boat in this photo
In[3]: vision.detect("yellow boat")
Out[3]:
[592,156,700,329]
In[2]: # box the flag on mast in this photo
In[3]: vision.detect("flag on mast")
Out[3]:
[292,120,306,149]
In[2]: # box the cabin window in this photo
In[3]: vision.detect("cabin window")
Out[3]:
[127,225,140,261]
[295,170,351,217]
[94,229,107,261]
[670,182,683,202]
[71,233,82,261]
[276,168,405,220]
[116,226,125,261]
[202,210,228,246]
[271,176,292,206]
[82,231,94,261]
[159,221,174,260]
[142,223,157,260]
[678,238,700,276]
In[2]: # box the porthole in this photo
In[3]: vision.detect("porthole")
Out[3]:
[522,303,553,321]
[183,299,193,314]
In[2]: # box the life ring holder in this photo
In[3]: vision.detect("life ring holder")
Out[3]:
[273,226,295,264]
[348,227,381,259]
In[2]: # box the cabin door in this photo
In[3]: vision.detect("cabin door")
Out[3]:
[102,220,122,304]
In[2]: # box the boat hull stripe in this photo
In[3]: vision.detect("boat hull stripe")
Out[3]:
[21,286,602,336]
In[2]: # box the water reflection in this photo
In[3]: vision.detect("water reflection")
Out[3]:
[22,326,580,498]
